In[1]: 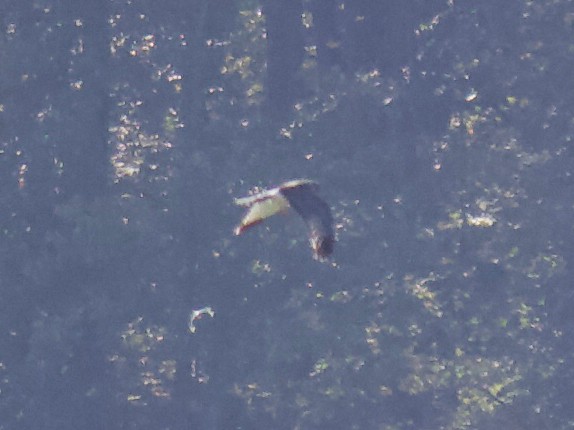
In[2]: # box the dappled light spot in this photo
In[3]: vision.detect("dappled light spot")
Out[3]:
[466,213,497,227]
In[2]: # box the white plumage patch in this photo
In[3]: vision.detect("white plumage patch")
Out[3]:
[233,189,290,235]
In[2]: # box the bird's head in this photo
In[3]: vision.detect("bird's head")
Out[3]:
[311,234,334,260]
[281,179,319,193]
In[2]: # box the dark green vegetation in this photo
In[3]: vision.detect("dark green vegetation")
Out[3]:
[1,1,573,429]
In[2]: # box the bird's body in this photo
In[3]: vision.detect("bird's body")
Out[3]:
[234,179,335,259]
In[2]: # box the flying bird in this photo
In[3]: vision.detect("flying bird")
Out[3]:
[234,179,335,259]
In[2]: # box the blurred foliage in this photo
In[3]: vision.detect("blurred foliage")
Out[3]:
[0,0,574,429]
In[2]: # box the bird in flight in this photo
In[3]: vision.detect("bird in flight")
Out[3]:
[234,179,335,260]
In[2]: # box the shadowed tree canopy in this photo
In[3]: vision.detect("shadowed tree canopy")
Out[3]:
[1,1,574,429]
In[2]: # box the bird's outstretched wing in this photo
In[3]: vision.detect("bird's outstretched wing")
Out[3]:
[279,181,335,259]
[234,179,335,259]
[233,187,289,235]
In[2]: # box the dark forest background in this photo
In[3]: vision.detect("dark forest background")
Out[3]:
[1,1,574,429]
